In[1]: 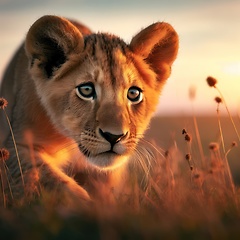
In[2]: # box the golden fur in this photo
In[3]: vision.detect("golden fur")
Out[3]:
[0,15,178,208]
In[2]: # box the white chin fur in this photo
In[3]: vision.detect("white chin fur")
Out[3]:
[86,153,130,170]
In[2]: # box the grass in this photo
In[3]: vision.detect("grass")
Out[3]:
[0,76,240,239]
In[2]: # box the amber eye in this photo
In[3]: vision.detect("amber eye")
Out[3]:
[76,83,96,101]
[127,87,143,104]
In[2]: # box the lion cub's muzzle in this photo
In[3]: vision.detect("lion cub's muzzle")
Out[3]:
[78,126,131,169]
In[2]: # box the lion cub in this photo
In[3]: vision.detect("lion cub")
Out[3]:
[0,15,178,208]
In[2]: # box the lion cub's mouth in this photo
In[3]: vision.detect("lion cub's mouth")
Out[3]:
[78,144,128,169]
[78,144,120,158]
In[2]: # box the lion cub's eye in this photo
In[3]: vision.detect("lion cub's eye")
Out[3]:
[76,83,96,101]
[127,87,143,104]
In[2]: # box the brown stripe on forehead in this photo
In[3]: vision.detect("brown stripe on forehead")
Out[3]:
[85,33,129,86]
[84,34,97,58]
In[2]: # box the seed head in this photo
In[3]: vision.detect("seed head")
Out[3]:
[209,142,219,151]
[164,150,169,158]
[185,153,191,161]
[182,129,187,135]
[215,96,222,104]
[0,98,8,109]
[185,153,193,171]
[194,173,200,179]
[0,148,10,161]
[206,76,217,87]
[185,134,191,142]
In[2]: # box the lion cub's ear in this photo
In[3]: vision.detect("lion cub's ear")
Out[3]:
[25,15,84,79]
[130,22,178,85]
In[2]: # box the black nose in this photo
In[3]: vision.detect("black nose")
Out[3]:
[99,129,126,145]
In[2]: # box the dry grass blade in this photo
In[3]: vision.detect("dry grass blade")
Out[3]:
[0,98,25,187]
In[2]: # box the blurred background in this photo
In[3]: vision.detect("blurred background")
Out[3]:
[0,0,239,116]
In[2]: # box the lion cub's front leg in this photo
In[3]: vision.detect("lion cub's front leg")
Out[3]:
[38,161,91,209]
[7,147,91,210]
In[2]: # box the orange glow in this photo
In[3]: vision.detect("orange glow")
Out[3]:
[39,141,81,169]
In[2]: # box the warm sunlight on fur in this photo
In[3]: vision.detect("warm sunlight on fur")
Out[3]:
[0,15,178,208]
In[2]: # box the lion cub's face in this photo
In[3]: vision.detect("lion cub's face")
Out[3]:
[25,16,178,169]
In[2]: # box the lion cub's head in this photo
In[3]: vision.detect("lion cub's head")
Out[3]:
[25,15,178,170]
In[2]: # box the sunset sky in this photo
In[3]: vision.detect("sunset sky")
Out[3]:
[0,0,239,115]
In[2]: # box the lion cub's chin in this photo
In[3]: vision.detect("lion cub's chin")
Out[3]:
[86,153,130,171]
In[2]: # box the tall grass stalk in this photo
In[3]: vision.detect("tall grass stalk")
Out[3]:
[207,78,239,208]
[0,98,25,187]
[216,101,226,154]
[189,86,205,168]
[193,114,205,168]
[182,129,194,171]
[215,86,240,142]
[224,152,238,208]
[225,142,238,199]
[0,169,6,208]
[207,76,240,142]
[0,148,12,207]
[3,162,14,201]
[215,98,237,208]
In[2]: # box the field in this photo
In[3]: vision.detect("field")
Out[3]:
[1,109,240,239]
[147,115,240,184]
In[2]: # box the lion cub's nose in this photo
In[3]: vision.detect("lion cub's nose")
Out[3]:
[99,129,127,145]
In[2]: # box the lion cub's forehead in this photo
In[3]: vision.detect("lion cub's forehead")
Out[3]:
[83,33,139,88]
